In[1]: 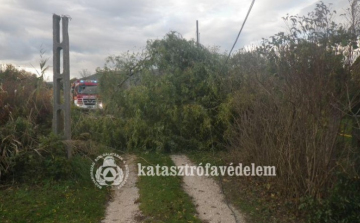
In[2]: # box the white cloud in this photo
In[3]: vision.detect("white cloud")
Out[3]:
[0,0,350,80]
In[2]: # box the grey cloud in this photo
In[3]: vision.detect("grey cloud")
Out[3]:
[0,0,350,80]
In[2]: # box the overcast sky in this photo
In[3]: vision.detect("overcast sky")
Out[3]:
[0,0,349,81]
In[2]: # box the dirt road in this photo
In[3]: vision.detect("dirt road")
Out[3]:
[102,154,245,223]
[102,155,141,223]
[171,154,246,223]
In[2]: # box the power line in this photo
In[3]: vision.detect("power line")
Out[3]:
[196,20,200,46]
[224,0,256,65]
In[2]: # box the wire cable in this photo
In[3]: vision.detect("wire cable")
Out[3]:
[224,0,256,66]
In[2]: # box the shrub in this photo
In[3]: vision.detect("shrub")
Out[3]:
[98,32,232,152]
[0,65,52,180]
[300,173,360,223]
[227,2,360,220]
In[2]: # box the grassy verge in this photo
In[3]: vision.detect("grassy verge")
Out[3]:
[137,153,201,223]
[188,150,301,223]
[0,142,113,223]
[0,180,110,223]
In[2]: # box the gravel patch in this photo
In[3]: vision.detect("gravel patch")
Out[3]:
[102,155,142,223]
[171,154,246,223]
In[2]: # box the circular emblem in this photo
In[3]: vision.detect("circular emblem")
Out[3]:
[90,153,129,189]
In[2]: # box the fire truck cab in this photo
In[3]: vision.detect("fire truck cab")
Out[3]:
[71,79,103,109]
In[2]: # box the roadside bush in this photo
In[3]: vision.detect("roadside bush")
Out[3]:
[0,117,37,179]
[71,108,127,150]
[0,65,53,180]
[0,65,116,183]
[227,2,360,222]
[300,173,360,223]
[12,133,70,182]
[98,32,232,152]
[6,131,114,184]
[0,65,52,127]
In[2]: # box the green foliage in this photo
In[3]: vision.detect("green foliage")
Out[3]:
[98,32,232,152]
[0,65,52,127]
[11,133,68,182]
[71,108,127,149]
[0,60,111,223]
[0,65,53,180]
[0,117,37,172]
[0,65,117,183]
[8,131,114,184]
[0,180,109,223]
[137,153,201,222]
[300,174,360,223]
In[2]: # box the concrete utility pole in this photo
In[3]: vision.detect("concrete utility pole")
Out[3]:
[52,14,71,158]
[196,20,200,45]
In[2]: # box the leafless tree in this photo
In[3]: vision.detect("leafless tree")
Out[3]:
[79,69,91,78]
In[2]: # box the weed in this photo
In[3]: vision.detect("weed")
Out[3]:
[137,153,201,222]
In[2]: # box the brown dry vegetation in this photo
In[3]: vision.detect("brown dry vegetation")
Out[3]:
[224,2,360,222]
[0,65,53,179]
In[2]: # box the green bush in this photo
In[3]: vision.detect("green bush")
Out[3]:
[0,65,52,127]
[0,65,116,184]
[97,32,232,152]
[300,174,360,223]
[71,108,127,149]
[9,132,113,184]
[0,65,53,180]
[10,133,68,182]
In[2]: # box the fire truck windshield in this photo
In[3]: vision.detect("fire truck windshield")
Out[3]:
[78,85,98,95]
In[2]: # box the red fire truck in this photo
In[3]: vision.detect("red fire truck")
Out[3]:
[71,79,103,109]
